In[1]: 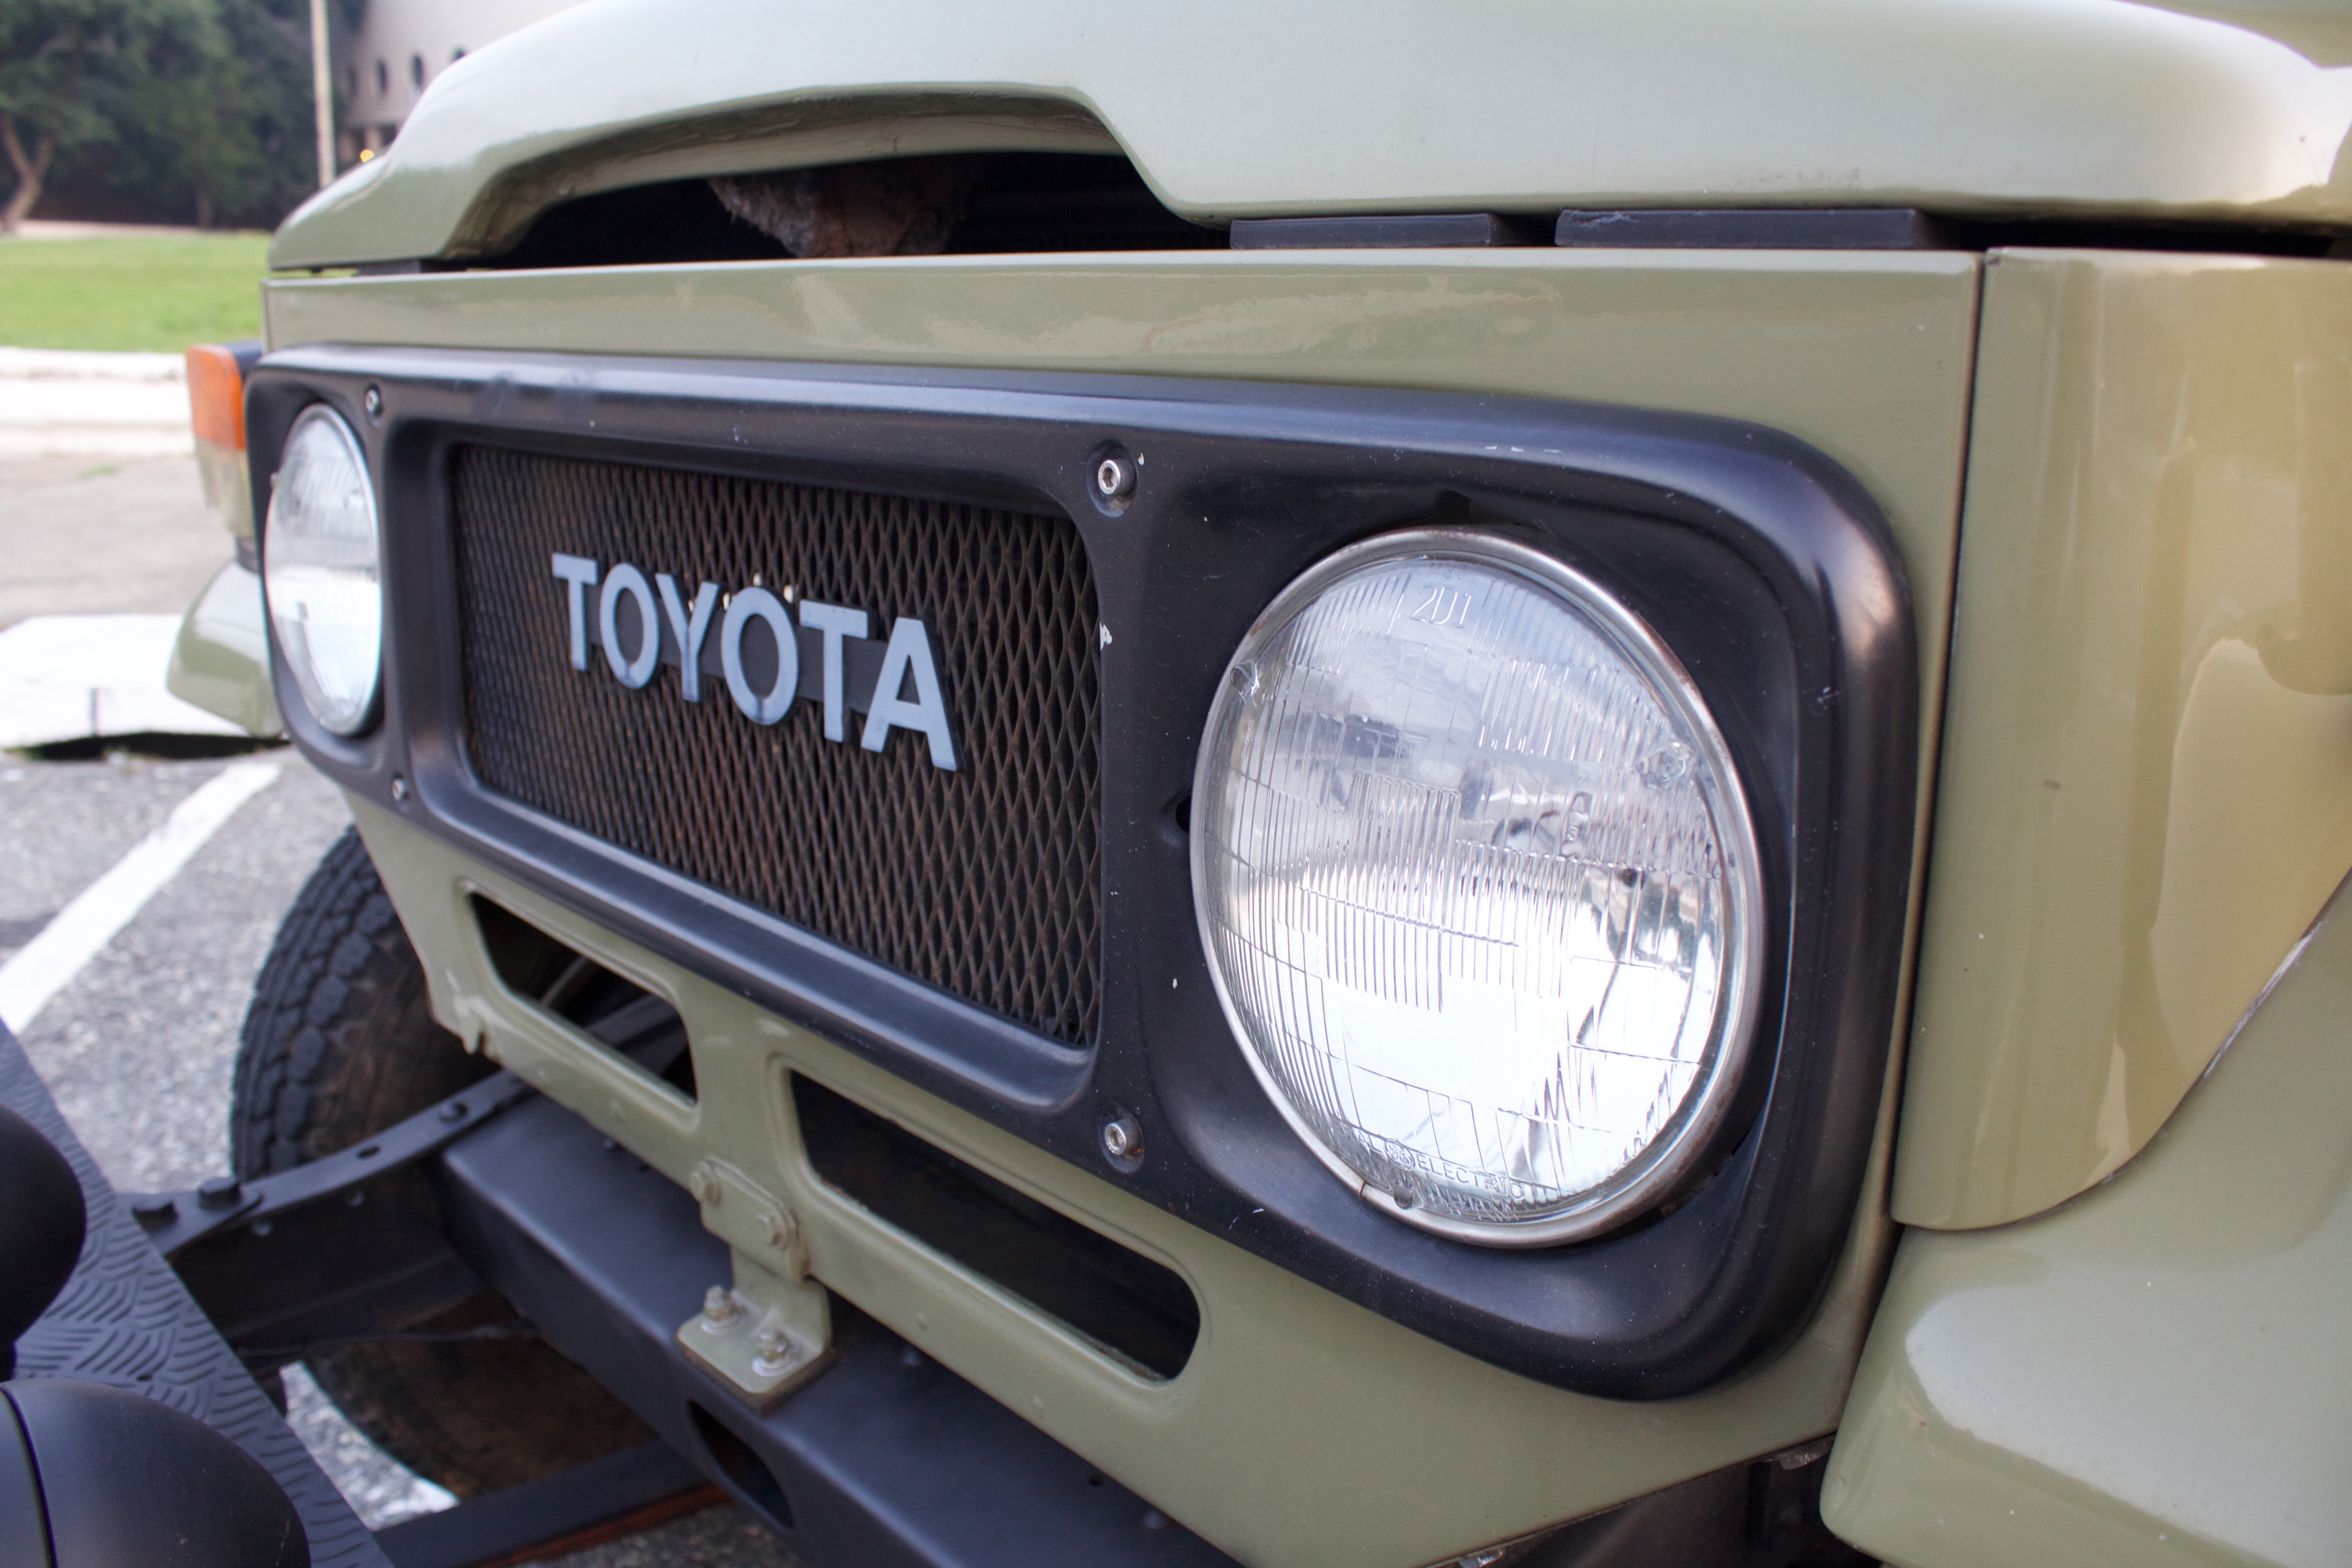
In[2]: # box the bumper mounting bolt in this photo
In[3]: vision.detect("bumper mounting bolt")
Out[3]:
[700,1286,741,1328]
[196,1175,242,1209]
[753,1327,792,1376]
[689,1161,723,1205]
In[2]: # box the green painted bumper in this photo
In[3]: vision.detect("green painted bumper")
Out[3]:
[165,560,283,740]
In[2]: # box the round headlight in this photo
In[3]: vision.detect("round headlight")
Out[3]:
[264,405,382,736]
[1192,530,1763,1246]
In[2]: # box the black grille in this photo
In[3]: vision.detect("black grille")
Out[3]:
[450,445,1102,1047]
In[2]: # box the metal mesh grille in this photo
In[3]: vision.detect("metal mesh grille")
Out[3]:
[450,445,1102,1047]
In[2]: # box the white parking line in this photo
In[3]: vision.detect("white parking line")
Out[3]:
[0,760,282,1032]
[0,615,246,749]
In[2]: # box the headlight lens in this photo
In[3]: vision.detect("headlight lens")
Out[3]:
[1192,530,1763,1246]
[264,406,382,736]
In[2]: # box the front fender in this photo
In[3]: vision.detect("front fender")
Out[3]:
[1826,877,2352,1568]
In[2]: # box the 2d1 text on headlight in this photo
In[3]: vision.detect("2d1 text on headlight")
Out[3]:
[1191,529,1764,1247]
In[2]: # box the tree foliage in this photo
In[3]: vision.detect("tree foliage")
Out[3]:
[0,0,164,229]
[0,0,317,232]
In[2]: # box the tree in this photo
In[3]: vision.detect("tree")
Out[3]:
[2,0,316,232]
[99,0,312,228]
[0,0,169,231]
[201,0,317,225]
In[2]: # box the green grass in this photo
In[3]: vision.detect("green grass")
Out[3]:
[0,234,274,352]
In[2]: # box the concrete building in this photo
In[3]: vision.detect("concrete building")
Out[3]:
[331,0,583,166]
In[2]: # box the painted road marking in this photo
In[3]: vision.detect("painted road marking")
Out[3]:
[0,760,281,1032]
[0,615,245,749]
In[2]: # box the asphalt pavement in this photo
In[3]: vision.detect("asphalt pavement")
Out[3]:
[2,447,794,1565]
[0,453,233,628]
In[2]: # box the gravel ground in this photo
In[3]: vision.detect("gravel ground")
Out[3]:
[1,748,793,1565]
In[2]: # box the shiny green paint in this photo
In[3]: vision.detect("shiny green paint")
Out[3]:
[359,799,1882,1568]
[1825,876,2352,1568]
[270,0,2352,271]
[260,254,1978,789]
[166,560,283,738]
[264,250,1981,1560]
[261,250,1977,631]
[268,245,1980,1222]
[1895,252,2352,1230]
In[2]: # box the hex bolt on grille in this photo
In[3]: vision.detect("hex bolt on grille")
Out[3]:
[451,445,1102,1046]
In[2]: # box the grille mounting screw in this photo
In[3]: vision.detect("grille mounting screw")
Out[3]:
[363,385,383,422]
[1094,455,1135,500]
[390,774,408,803]
[1100,1114,1143,1166]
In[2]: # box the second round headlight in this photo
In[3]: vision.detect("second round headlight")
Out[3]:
[1191,530,1763,1246]
[263,405,383,736]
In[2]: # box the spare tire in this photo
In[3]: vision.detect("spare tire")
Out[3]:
[231,826,652,1496]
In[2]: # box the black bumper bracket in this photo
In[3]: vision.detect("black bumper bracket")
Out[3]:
[433,1092,1238,1568]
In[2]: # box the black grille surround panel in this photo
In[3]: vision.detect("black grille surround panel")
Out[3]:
[451,446,1102,1049]
[245,348,1919,1401]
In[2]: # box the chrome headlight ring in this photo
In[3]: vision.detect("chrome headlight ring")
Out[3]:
[263,403,384,738]
[1192,528,1764,1248]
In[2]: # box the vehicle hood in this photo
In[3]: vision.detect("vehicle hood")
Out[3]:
[273,0,2352,269]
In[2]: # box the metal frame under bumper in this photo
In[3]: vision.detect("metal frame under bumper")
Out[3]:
[431,1093,1235,1568]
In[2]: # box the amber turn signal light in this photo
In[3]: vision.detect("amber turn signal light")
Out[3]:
[185,343,247,452]
[186,343,258,548]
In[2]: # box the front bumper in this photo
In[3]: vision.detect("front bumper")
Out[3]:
[166,558,282,740]
[354,796,1877,1568]
[434,1084,1233,1568]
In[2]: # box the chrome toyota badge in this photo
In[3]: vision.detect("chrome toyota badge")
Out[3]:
[550,553,958,770]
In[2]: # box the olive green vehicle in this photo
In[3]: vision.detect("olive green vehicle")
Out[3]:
[160,2,2352,1565]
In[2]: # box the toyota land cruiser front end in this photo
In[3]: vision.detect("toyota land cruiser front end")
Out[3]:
[97,3,2352,1564]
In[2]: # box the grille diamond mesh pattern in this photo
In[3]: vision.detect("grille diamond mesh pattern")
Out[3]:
[451,445,1102,1047]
